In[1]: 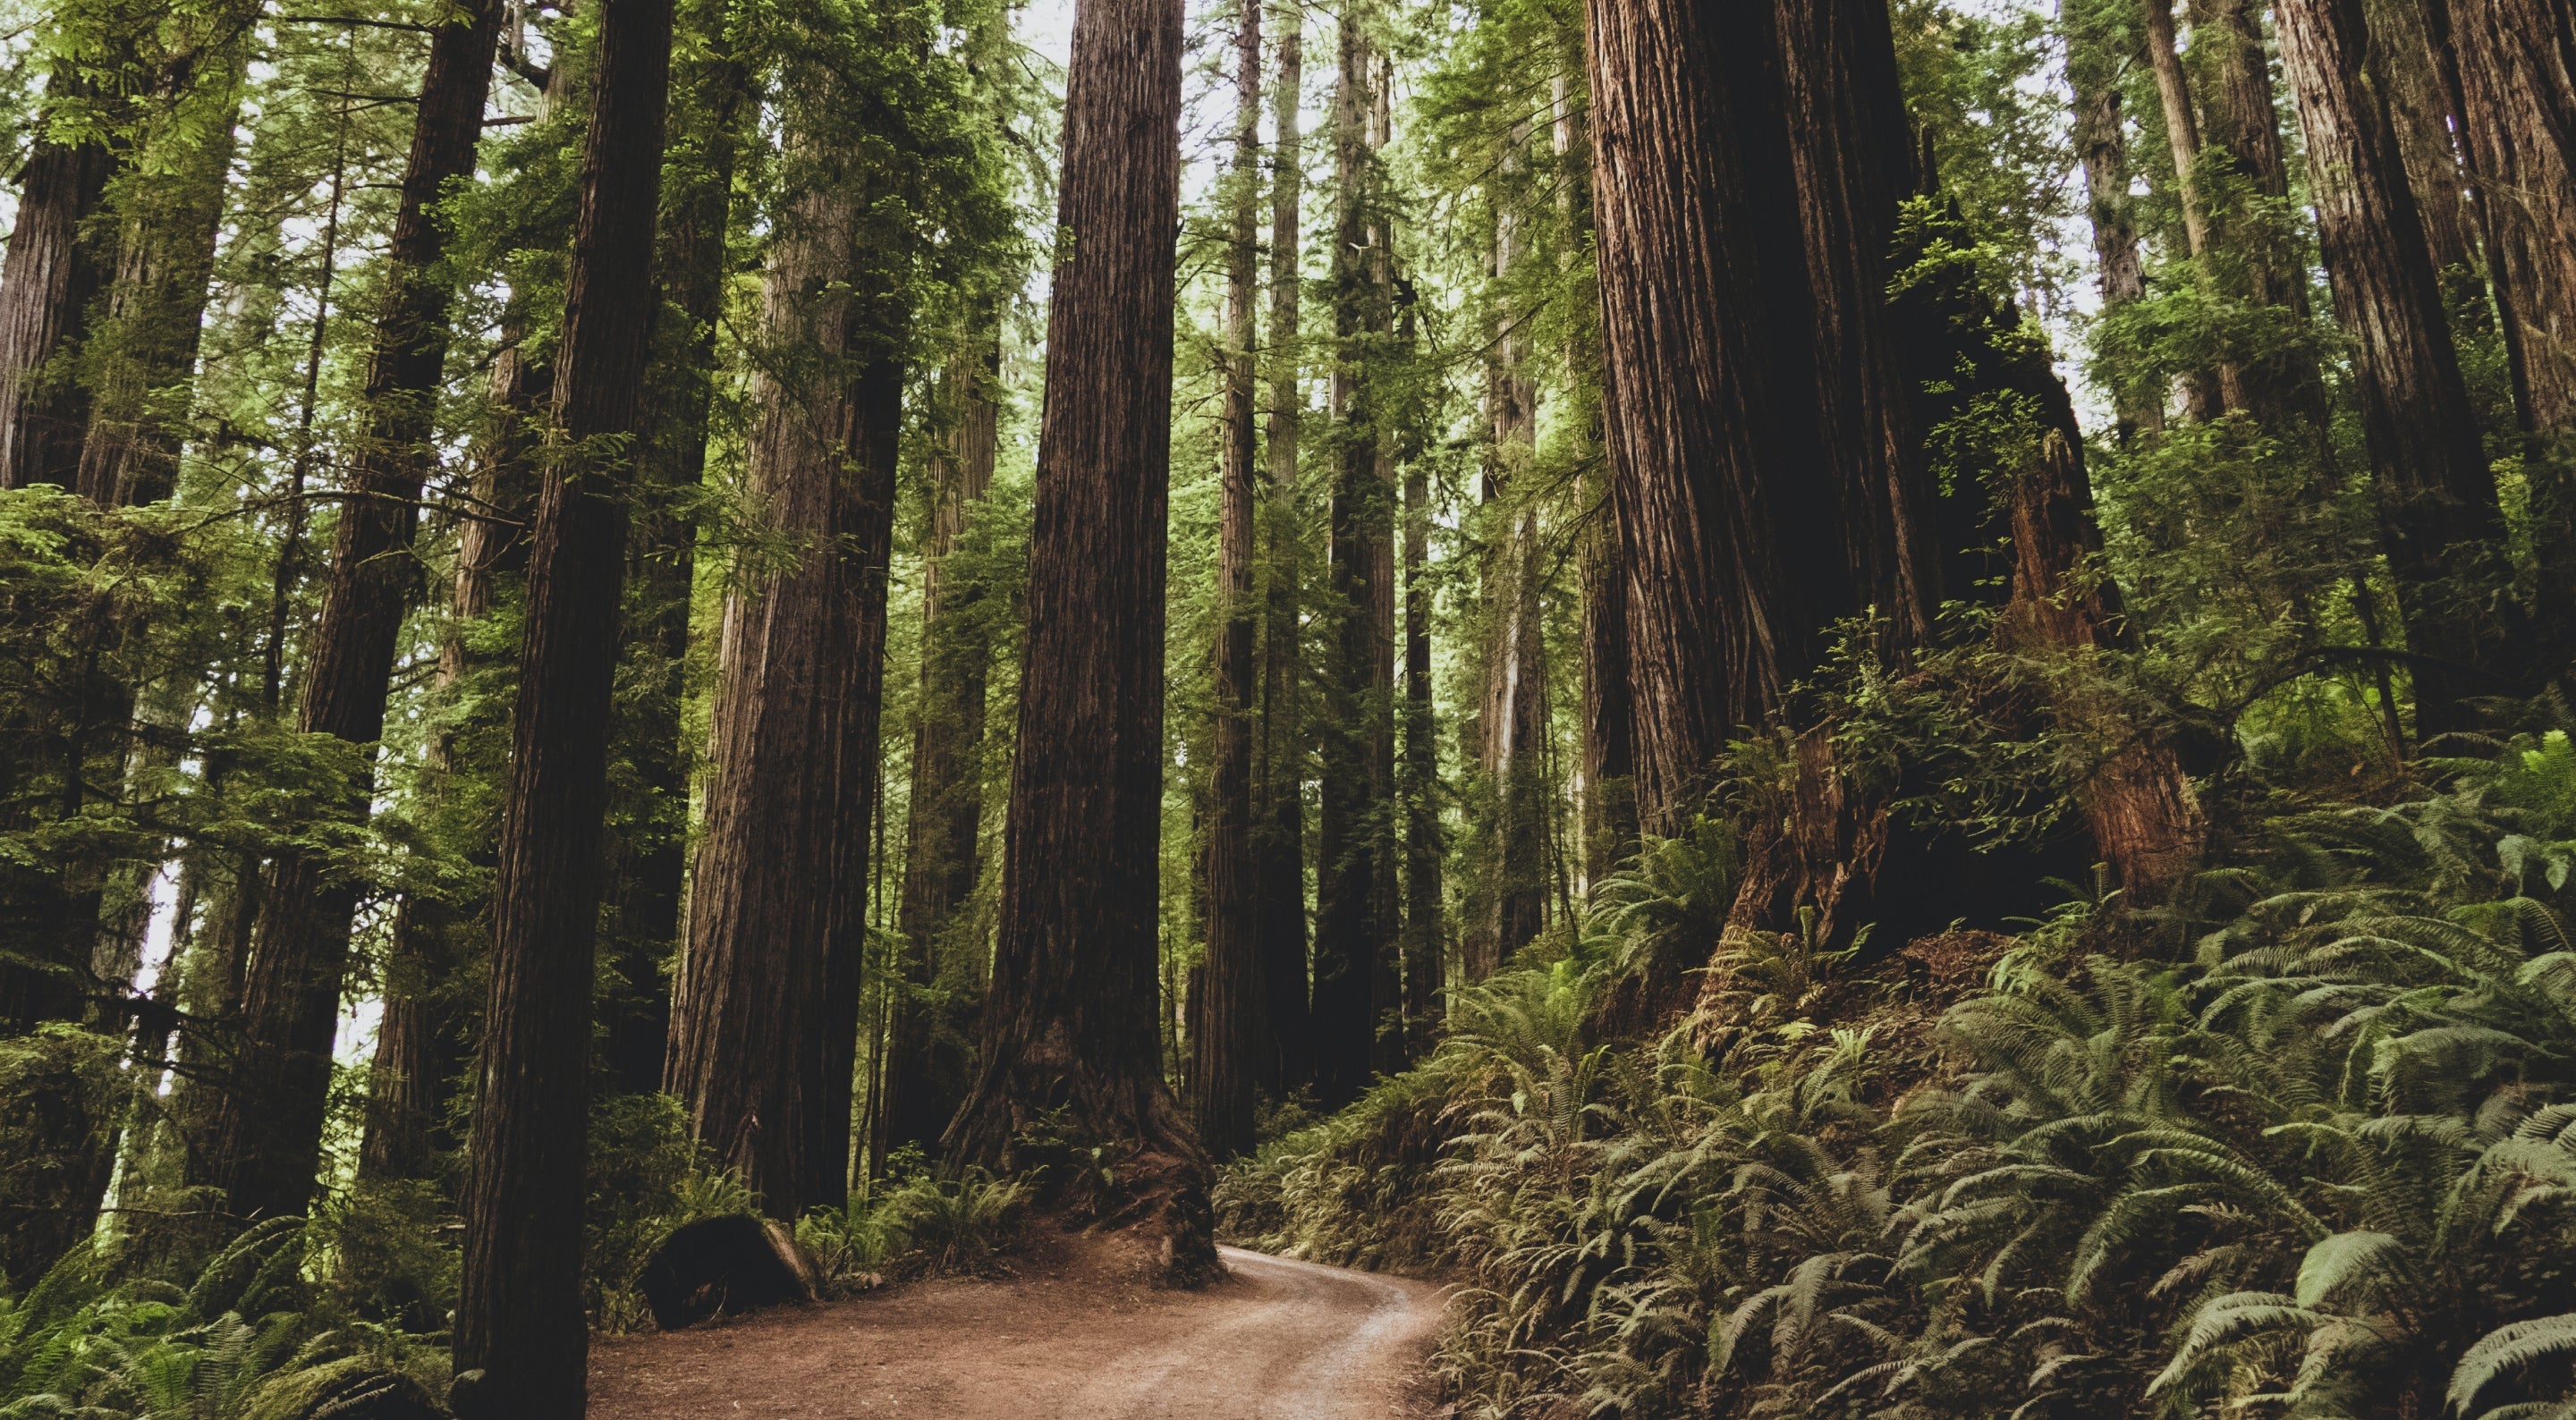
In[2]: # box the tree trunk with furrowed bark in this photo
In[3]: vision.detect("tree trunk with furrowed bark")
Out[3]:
[1194,0,1265,1160]
[943,0,1215,1282]
[453,0,674,1405]
[666,177,901,1221]
[2445,0,2576,658]
[2278,0,2525,731]
[199,0,503,1227]
[1254,2,1310,1097]
[882,342,1000,1159]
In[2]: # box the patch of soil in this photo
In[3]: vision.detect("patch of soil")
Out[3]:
[589,1232,1446,1420]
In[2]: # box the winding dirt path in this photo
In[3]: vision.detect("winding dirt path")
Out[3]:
[589,1243,1447,1419]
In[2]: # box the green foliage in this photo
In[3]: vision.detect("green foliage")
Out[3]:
[303,1181,454,1334]
[1224,760,2576,1417]
[873,1170,1027,1279]
[0,1220,447,1420]
[584,1093,751,1331]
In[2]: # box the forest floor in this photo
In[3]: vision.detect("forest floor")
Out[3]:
[588,1235,1449,1419]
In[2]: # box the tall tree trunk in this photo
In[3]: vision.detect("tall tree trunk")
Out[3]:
[0,73,114,492]
[2069,0,2163,439]
[1558,63,1634,889]
[883,340,999,1157]
[604,0,749,1098]
[199,0,503,1227]
[942,0,1214,1281]
[1471,177,1546,979]
[1253,2,1309,1096]
[2140,0,2215,260]
[2370,0,2484,278]
[1195,0,1265,1161]
[1400,448,1444,1047]
[666,178,900,1221]
[1364,51,1403,1072]
[1583,0,1819,834]
[1774,0,1941,639]
[1311,8,1394,1103]
[2140,0,2242,416]
[75,76,242,507]
[360,900,458,1181]
[1577,461,1637,882]
[2190,0,2334,427]
[2445,0,2576,655]
[453,0,674,1406]
[2277,0,2524,731]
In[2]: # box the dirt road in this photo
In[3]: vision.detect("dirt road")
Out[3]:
[589,1243,1447,1419]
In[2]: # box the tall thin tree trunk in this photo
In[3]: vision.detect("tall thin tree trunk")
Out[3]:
[1253,3,1309,1097]
[1399,446,1443,1048]
[666,178,900,1221]
[1471,189,1546,981]
[603,0,750,1098]
[2140,0,2241,415]
[1558,63,1633,890]
[1311,7,1394,1103]
[2278,0,2525,731]
[0,72,114,491]
[76,72,243,508]
[453,0,674,1406]
[2069,0,2164,439]
[2370,0,2484,278]
[1195,0,1265,1160]
[200,0,503,1226]
[2446,0,2576,654]
[942,0,1215,1281]
[883,339,999,1156]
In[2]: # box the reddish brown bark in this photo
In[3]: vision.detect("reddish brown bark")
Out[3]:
[2445,0,2576,652]
[1253,3,1309,1096]
[666,182,901,1219]
[943,0,1213,1279]
[1195,0,1266,1159]
[453,0,674,1406]
[1583,0,1838,833]
[2278,0,2524,730]
[1774,0,1942,640]
[0,73,114,492]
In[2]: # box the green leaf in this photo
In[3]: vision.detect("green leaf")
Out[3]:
[2295,1230,2401,1307]
[2450,1314,2576,1416]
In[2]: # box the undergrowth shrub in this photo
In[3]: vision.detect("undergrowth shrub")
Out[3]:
[0,1218,447,1420]
[1221,750,2576,1418]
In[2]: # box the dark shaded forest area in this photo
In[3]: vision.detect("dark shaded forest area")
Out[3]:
[4,0,2576,1407]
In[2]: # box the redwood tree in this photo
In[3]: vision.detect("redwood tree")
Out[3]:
[666,176,902,1220]
[2446,0,2576,654]
[199,0,504,1225]
[882,341,1001,1156]
[453,0,675,1405]
[943,0,1215,1277]
[1194,0,1267,1160]
[1583,0,1817,833]
[2277,0,2524,730]
[1254,0,1309,1095]
[0,71,114,492]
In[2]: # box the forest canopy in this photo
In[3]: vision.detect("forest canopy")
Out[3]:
[4,0,2576,1410]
